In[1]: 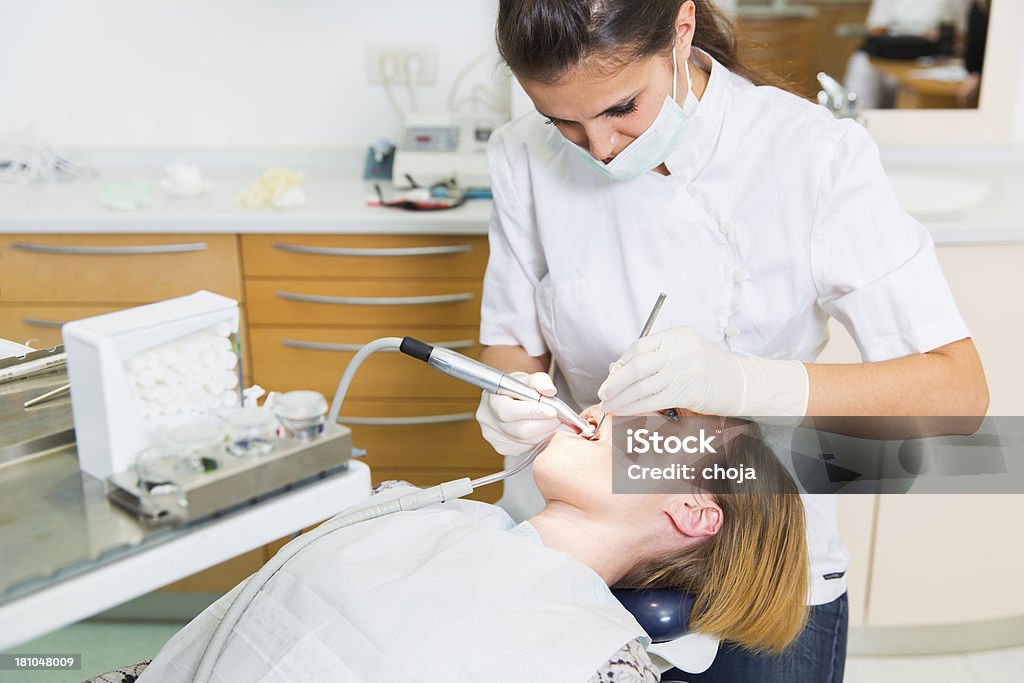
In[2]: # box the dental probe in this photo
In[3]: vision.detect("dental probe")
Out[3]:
[596,292,669,433]
[398,337,597,439]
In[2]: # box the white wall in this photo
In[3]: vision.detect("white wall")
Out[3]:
[4,0,1023,148]
[0,0,505,148]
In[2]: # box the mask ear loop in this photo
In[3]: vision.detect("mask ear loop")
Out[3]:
[672,45,693,105]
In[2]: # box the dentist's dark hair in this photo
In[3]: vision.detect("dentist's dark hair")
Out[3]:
[497,0,775,87]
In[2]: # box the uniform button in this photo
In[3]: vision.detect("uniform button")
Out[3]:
[719,221,735,235]
[724,325,741,339]
[732,268,748,283]
[687,182,701,196]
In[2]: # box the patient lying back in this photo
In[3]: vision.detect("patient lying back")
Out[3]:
[139,410,807,682]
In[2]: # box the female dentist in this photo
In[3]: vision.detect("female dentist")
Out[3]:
[476,0,989,681]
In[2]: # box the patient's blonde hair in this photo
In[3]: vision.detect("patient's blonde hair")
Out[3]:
[618,422,809,654]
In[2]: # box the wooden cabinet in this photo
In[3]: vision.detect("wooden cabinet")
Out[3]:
[0,305,123,348]
[0,233,243,346]
[737,13,818,99]
[249,326,481,399]
[737,3,872,101]
[241,233,499,505]
[240,234,489,279]
[0,234,242,303]
[809,1,871,86]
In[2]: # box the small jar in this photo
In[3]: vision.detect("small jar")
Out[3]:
[135,446,191,520]
[221,406,279,458]
[271,390,328,440]
[160,415,223,473]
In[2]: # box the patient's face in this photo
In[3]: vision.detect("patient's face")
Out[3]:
[533,406,673,522]
[533,405,614,506]
[533,406,741,523]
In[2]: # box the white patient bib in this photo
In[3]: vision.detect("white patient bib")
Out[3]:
[140,489,649,683]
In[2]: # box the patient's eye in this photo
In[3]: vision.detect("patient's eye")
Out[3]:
[659,409,680,422]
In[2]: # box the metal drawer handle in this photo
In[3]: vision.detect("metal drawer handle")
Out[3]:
[10,242,208,255]
[273,244,472,257]
[22,318,67,329]
[339,412,476,426]
[276,292,474,306]
[281,339,474,352]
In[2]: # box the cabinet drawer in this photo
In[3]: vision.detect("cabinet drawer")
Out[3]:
[0,234,242,303]
[241,234,489,279]
[0,305,122,348]
[246,279,482,326]
[339,400,496,470]
[249,327,481,399]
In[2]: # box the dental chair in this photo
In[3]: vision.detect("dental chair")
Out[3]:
[613,588,714,681]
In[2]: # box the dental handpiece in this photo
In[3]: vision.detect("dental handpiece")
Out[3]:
[399,337,597,439]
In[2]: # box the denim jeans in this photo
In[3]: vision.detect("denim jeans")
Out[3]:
[667,592,848,683]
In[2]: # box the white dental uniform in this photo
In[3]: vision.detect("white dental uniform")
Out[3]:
[480,49,970,606]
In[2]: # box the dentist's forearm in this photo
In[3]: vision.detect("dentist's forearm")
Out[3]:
[803,338,989,435]
[479,344,550,376]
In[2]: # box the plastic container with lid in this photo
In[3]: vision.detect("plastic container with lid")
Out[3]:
[221,406,280,457]
[160,414,224,472]
[271,390,328,440]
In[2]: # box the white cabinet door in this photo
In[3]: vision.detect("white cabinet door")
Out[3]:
[827,245,1024,627]
[864,245,1024,626]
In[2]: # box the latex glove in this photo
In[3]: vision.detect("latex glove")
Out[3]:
[597,327,809,420]
[476,371,564,456]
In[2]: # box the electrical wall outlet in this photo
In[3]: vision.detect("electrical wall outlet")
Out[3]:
[366,45,438,85]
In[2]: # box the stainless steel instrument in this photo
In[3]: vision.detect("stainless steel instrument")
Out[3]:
[596,293,669,433]
[106,424,353,524]
[398,337,598,438]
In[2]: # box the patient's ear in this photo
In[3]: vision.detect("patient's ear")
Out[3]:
[664,496,722,539]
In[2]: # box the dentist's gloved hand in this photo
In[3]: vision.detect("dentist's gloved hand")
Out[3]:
[476,371,565,456]
[597,326,809,421]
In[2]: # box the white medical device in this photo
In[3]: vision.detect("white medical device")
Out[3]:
[63,291,241,479]
[392,113,495,188]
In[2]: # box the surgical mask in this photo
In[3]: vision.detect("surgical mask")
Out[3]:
[569,48,698,181]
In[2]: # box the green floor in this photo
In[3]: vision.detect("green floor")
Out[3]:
[5,621,185,683]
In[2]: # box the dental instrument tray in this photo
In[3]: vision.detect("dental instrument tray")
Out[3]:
[106,423,352,525]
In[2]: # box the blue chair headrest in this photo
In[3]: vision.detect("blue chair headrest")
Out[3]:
[611,588,695,644]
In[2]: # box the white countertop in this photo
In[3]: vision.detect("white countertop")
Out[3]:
[0,149,491,235]
[1,146,1023,244]
[879,145,1024,245]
